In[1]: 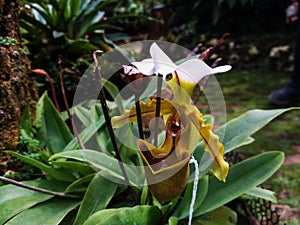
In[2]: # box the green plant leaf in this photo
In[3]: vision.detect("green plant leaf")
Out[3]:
[244,186,277,203]
[73,174,118,225]
[70,0,81,16]
[194,151,284,216]
[5,198,80,225]
[49,150,142,186]
[63,115,105,151]
[0,180,69,224]
[30,3,55,27]
[66,173,95,194]
[83,205,162,225]
[103,78,124,113]
[172,176,208,219]
[6,151,75,182]
[20,105,32,135]
[168,216,179,225]
[0,182,52,224]
[51,160,95,176]
[39,93,73,154]
[216,108,299,153]
[228,0,237,8]
[193,206,237,225]
[74,104,92,127]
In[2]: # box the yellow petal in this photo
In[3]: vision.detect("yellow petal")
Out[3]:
[187,106,229,181]
[111,98,174,128]
[136,113,191,202]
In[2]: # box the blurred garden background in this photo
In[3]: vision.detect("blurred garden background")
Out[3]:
[1,0,300,224]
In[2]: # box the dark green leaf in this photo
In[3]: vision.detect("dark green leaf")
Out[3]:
[5,198,80,225]
[244,186,277,203]
[194,151,284,216]
[228,0,237,8]
[73,174,118,225]
[70,0,81,16]
[173,176,208,219]
[83,205,162,225]
[39,93,73,154]
[194,206,237,225]
[51,160,95,176]
[0,180,70,224]
[6,151,75,182]
[66,173,95,194]
[20,106,32,135]
[63,115,105,150]
[216,108,299,153]
[0,182,52,224]
[50,150,142,186]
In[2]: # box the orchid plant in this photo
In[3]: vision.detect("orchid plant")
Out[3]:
[0,40,292,225]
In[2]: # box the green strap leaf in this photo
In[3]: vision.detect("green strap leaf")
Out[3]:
[39,93,74,154]
[194,151,284,216]
[83,205,162,225]
[172,176,208,219]
[194,206,237,225]
[66,173,96,194]
[5,198,80,225]
[216,108,299,153]
[0,180,70,224]
[73,174,118,225]
[244,186,277,203]
[20,106,32,135]
[49,150,142,186]
[6,151,75,182]
[0,182,52,224]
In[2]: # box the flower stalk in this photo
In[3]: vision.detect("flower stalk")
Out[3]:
[93,50,139,204]
[58,59,85,150]
[135,95,145,140]
[154,74,163,147]
[31,69,61,113]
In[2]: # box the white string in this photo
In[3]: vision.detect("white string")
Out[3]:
[188,156,199,225]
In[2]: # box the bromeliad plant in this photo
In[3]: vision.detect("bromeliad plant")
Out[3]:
[0,40,295,225]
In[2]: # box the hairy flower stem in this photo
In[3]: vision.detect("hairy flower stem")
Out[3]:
[58,60,85,150]
[154,74,163,147]
[32,69,61,112]
[0,176,82,199]
[93,51,139,204]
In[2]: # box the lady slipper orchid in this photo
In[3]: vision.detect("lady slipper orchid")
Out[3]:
[112,43,231,202]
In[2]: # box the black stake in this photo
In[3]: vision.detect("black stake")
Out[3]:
[93,51,139,205]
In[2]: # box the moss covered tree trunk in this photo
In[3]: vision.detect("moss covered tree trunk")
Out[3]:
[0,0,38,173]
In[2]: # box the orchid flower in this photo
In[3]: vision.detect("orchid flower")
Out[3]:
[112,43,231,202]
[132,43,231,96]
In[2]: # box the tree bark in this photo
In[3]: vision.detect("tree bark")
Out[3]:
[0,0,38,173]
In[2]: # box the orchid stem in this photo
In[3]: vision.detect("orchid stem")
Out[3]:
[44,73,61,113]
[0,176,81,199]
[93,50,139,205]
[154,74,163,147]
[135,94,144,140]
[58,60,85,150]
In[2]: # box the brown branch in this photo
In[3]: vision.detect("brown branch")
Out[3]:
[0,176,82,199]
